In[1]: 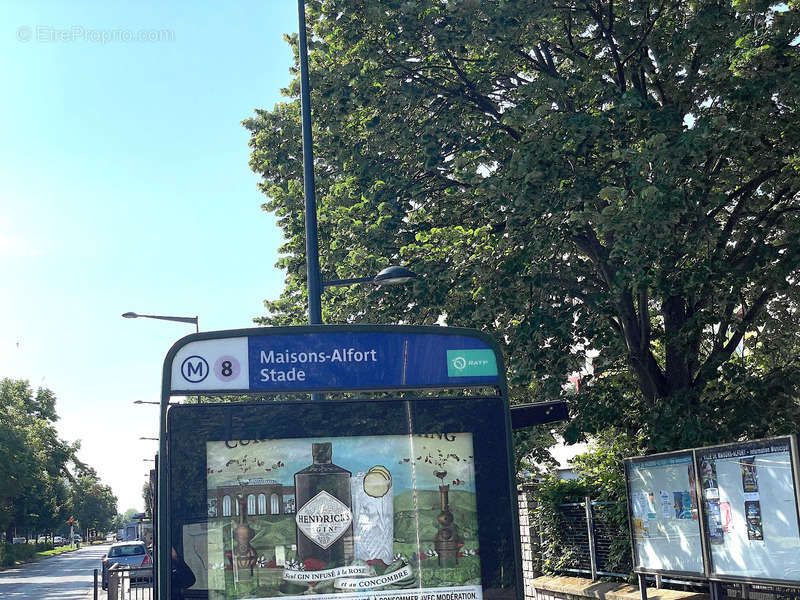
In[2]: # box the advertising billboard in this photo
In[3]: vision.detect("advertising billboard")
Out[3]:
[696,436,800,584]
[201,433,481,600]
[625,452,705,577]
[167,396,520,600]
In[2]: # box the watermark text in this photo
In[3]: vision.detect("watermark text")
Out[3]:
[17,25,174,44]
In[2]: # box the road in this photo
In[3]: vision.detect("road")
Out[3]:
[0,543,110,599]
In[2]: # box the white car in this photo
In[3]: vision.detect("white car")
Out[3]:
[53,536,65,546]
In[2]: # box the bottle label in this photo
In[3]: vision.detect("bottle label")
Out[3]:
[295,491,353,549]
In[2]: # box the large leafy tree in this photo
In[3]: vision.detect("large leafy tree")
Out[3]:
[0,379,78,539]
[245,0,800,452]
[70,469,118,537]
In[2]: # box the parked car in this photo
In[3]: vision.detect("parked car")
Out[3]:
[36,536,47,544]
[72,534,83,543]
[12,537,26,544]
[53,536,65,546]
[101,541,152,590]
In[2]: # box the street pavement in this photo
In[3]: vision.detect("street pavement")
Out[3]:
[0,543,111,600]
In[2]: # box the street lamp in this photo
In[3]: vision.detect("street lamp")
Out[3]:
[139,437,158,441]
[122,312,199,333]
[323,266,417,288]
[133,400,160,405]
[295,3,416,322]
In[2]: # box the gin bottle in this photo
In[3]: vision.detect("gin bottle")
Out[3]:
[294,442,354,568]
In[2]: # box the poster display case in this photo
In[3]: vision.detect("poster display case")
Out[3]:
[626,436,800,587]
[696,436,800,585]
[167,396,520,600]
[624,451,705,577]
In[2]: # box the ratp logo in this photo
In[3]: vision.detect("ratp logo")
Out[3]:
[446,349,499,378]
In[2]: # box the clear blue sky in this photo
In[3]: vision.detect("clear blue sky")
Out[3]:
[1,2,298,513]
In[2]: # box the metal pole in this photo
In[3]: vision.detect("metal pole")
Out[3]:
[637,573,648,600]
[710,581,726,600]
[584,497,598,581]
[297,0,322,325]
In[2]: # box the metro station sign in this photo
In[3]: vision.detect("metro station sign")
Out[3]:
[166,326,503,394]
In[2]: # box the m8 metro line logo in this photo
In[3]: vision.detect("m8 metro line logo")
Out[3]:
[181,355,209,383]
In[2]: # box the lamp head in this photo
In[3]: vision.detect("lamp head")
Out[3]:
[372,266,417,286]
[122,312,139,318]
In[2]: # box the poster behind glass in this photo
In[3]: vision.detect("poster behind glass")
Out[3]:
[625,452,704,575]
[696,437,800,583]
[196,433,482,600]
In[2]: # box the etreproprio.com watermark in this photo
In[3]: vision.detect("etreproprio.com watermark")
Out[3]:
[17,25,175,44]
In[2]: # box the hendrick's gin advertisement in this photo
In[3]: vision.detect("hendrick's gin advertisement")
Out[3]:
[202,433,482,600]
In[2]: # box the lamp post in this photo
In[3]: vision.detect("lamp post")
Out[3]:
[296,2,417,321]
[297,0,322,325]
[122,312,199,333]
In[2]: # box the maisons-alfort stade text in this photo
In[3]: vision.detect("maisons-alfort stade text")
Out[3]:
[258,348,378,383]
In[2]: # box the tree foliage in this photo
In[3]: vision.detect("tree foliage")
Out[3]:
[0,379,77,539]
[245,0,800,452]
[71,471,118,535]
[0,379,119,539]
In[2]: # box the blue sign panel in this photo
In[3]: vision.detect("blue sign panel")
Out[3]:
[247,331,499,391]
[167,327,504,393]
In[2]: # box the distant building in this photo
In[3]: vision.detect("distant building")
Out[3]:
[208,479,295,518]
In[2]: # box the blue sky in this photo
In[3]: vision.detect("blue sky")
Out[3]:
[1,2,298,512]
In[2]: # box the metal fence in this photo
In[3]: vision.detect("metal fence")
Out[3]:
[549,499,630,579]
[107,564,154,600]
[518,485,631,586]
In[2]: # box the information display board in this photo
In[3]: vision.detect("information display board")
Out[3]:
[696,437,800,584]
[625,452,705,577]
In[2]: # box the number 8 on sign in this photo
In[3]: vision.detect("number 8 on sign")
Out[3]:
[214,356,240,381]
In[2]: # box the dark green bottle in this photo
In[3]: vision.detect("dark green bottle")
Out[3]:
[294,442,354,568]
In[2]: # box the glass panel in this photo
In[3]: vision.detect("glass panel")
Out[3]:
[697,437,800,583]
[625,452,704,575]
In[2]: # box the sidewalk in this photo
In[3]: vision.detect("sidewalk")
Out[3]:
[84,587,107,599]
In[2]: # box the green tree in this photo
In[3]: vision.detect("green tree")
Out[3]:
[245,1,800,452]
[0,379,78,539]
[142,478,155,519]
[70,471,118,537]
